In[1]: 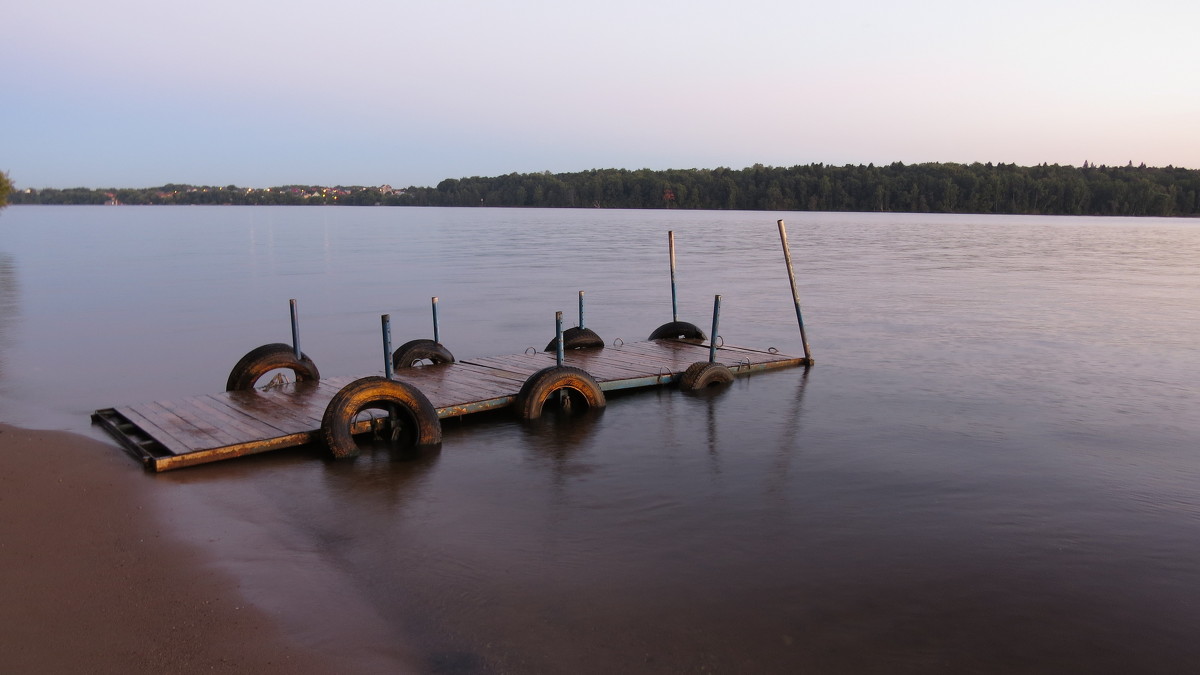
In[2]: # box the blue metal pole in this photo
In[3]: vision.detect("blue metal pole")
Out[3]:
[431,296,440,344]
[668,231,679,322]
[777,220,813,364]
[289,299,301,360]
[555,311,565,367]
[382,314,394,379]
[578,291,585,329]
[709,295,722,363]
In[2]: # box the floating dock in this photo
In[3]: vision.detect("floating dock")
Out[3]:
[93,221,817,472]
[93,339,806,472]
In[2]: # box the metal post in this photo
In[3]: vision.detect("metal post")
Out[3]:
[382,314,394,379]
[555,311,565,366]
[668,231,679,322]
[289,299,301,360]
[578,290,586,329]
[431,296,441,344]
[709,295,722,363]
[777,220,813,364]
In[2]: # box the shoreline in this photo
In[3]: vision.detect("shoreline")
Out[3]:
[0,423,349,673]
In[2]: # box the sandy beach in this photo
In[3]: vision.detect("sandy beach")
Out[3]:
[0,424,344,674]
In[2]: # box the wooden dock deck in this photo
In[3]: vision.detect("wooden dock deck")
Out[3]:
[93,340,805,472]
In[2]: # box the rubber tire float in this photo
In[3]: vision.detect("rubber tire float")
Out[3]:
[321,376,441,459]
[392,339,455,369]
[226,343,321,391]
[678,361,734,391]
[647,321,707,341]
[543,326,604,352]
[516,366,606,420]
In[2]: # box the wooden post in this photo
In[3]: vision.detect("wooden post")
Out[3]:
[382,314,394,379]
[555,311,565,367]
[668,231,679,322]
[289,299,301,360]
[777,220,813,364]
[431,296,441,344]
[709,295,721,363]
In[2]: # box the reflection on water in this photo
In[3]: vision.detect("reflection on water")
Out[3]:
[2,206,1200,672]
[0,253,17,383]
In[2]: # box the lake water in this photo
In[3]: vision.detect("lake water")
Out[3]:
[2,205,1199,673]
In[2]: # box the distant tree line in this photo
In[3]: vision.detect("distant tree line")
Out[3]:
[9,183,395,207]
[0,171,12,208]
[10,162,1200,216]
[408,163,1200,216]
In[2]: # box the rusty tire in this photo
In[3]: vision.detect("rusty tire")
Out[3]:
[679,361,734,391]
[226,343,320,391]
[392,339,455,369]
[321,376,441,459]
[544,327,604,352]
[648,321,706,342]
[516,366,606,420]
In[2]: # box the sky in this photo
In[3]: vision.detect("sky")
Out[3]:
[3,0,1198,189]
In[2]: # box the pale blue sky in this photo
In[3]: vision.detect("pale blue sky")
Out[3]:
[3,0,1197,188]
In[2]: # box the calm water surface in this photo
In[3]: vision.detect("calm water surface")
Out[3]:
[2,206,1199,673]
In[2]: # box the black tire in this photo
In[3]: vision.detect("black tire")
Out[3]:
[321,376,441,459]
[392,339,455,369]
[544,327,604,352]
[679,361,734,391]
[226,343,320,391]
[648,321,707,341]
[516,366,606,420]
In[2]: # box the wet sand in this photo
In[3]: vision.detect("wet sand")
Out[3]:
[0,424,350,673]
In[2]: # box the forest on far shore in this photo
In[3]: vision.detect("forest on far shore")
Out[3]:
[9,162,1200,217]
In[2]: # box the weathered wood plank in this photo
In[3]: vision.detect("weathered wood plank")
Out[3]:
[220,380,338,431]
[592,346,692,367]
[602,346,706,372]
[152,432,315,471]
[560,353,666,382]
[153,398,247,448]
[463,353,554,369]
[201,393,299,437]
[141,401,229,453]
[261,380,343,421]
[112,406,193,456]
[119,405,203,453]
[220,393,322,434]
[608,341,707,359]
[451,361,533,383]
[390,364,527,406]
[192,394,293,440]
